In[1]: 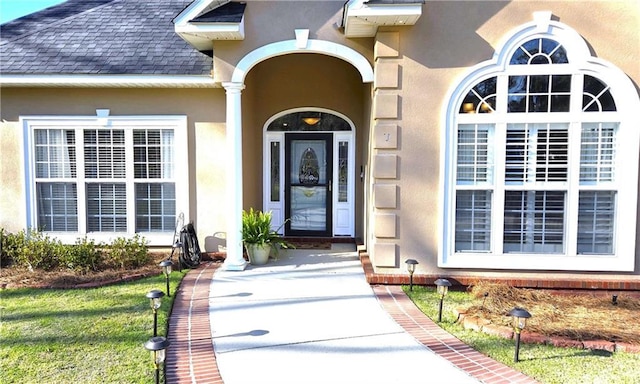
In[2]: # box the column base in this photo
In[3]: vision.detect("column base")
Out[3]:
[222,259,247,271]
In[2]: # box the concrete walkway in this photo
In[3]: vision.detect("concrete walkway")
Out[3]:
[166,245,538,384]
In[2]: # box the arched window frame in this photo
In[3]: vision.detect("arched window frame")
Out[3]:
[440,12,640,271]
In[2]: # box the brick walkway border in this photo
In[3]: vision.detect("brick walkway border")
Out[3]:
[373,285,539,384]
[166,261,223,383]
[165,260,539,384]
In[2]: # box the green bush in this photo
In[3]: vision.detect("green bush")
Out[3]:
[105,234,149,269]
[14,230,59,271]
[0,228,149,272]
[1,228,27,267]
[59,237,103,273]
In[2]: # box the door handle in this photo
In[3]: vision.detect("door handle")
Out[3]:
[329,180,332,192]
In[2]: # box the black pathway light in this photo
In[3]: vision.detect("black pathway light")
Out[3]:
[434,278,452,322]
[144,336,170,384]
[146,289,165,337]
[405,259,418,291]
[508,307,531,362]
[172,239,183,273]
[159,260,173,297]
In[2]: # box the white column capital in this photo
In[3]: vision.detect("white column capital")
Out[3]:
[222,82,245,92]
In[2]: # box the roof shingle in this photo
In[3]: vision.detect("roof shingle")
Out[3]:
[0,0,212,76]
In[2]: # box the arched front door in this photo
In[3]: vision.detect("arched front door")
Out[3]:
[264,109,355,237]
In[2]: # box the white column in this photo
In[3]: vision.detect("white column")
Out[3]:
[222,82,247,271]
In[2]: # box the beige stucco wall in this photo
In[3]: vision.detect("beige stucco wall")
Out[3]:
[0,119,24,232]
[1,0,638,275]
[211,1,374,83]
[0,87,229,252]
[367,0,640,274]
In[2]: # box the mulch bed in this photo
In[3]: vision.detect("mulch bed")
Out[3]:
[462,281,640,346]
[0,252,171,289]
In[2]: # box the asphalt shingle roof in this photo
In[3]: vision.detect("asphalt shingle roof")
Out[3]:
[0,0,212,76]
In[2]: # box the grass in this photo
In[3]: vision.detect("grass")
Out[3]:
[405,286,640,384]
[0,272,186,383]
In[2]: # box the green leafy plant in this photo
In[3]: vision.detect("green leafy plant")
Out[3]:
[58,237,103,273]
[241,208,293,250]
[0,228,24,267]
[105,234,149,269]
[1,228,150,272]
[13,229,58,271]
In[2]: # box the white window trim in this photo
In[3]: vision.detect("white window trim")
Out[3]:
[22,115,189,246]
[439,13,640,272]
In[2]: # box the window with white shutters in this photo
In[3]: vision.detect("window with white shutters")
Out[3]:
[26,116,188,245]
[442,16,639,271]
[34,129,78,231]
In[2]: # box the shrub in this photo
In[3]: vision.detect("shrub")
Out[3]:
[1,228,150,272]
[58,237,103,273]
[105,235,149,269]
[11,229,58,271]
[1,228,23,267]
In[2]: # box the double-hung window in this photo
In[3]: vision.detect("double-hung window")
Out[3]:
[442,16,639,271]
[25,116,188,245]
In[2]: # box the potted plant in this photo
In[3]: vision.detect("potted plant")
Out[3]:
[241,208,292,265]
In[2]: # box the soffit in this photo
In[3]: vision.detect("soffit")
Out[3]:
[174,1,246,51]
[342,0,423,38]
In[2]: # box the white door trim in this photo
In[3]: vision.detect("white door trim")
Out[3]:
[263,108,356,237]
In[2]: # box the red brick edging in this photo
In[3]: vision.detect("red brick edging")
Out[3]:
[359,252,640,291]
[374,285,539,384]
[166,261,224,383]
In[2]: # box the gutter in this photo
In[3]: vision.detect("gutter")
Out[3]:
[0,74,220,88]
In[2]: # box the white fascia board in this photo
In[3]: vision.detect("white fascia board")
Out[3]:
[349,4,422,20]
[176,20,245,50]
[176,18,245,41]
[343,1,422,37]
[0,75,219,88]
[176,22,243,36]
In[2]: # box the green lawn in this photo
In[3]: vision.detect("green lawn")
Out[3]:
[405,286,640,384]
[0,272,185,383]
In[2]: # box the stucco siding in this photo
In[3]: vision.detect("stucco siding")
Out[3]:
[366,0,640,273]
[212,1,374,83]
[0,87,228,251]
[1,0,638,276]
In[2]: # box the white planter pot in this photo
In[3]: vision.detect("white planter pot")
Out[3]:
[246,244,271,265]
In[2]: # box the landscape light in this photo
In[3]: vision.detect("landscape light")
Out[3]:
[508,307,532,362]
[159,260,173,297]
[144,336,170,384]
[172,240,183,272]
[405,259,418,291]
[434,278,452,322]
[146,289,165,337]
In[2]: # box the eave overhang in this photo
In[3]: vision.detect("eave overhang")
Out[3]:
[0,75,218,88]
[174,0,245,51]
[342,0,423,38]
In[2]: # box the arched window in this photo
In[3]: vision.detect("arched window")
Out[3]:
[441,14,640,271]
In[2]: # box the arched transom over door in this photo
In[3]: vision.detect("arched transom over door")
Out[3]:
[264,109,355,237]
